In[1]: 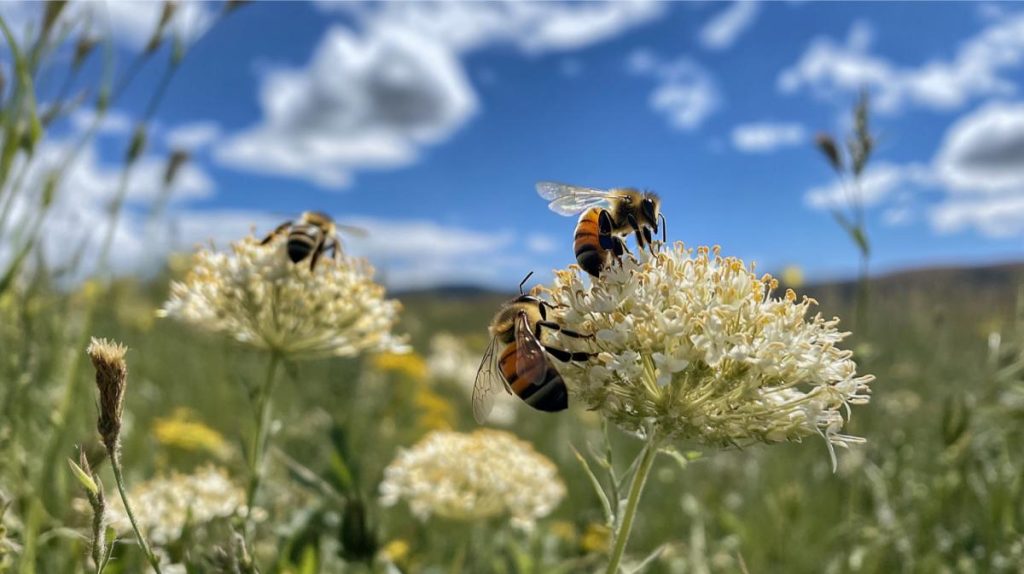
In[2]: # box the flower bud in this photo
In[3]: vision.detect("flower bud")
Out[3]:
[87,338,129,452]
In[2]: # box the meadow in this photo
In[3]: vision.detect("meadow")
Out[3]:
[2,3,1024,573]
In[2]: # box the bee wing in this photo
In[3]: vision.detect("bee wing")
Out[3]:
[472,335,511,424]
[515,311,549,386]
[335,224,368,238]
[536,181,614,216]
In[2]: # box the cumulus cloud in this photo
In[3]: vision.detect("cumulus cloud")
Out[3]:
[779,16,1024,113]
[804,99,1024,238]
[166,121,222,150]
[215,25,477,188]
[69,109,134,136]
[924,101,1024,237]
[731,121,806,153]
[628,49,719,131]
[323,1,665,55]
[935,101,1024,194]
[2,1,214,49]
[215,2,664,188]
[805,162,934,211]
[699,1,760,51]
[930,196,1024,237]
[1,138,215,278]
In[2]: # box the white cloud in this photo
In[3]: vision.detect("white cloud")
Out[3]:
[804,99,1024,238]
[1,137,215,279]
[69,109,133,136]
[629,49,719,131]
[526,234,558,253]
[930,196,1024,237]
[699,1,760,51]
[166,121,222,150]
[923,101,1024,237]
[779,16,1024,113]
[731,121,806,153]
[324,1,665,55]
[935,101,1024,194]
[2,1,214,49]
[805,162,934,211]
[215,2,664,188]
[215,25,478,189]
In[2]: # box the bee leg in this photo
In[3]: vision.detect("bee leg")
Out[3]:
[597,209,617,250]
[538,301,569,312]
[330,237,341,261]
[543,345,595,363]
[536,320,593,339]
[627,213,646,251]
[643,227,655,254]
[308,233,328,270]
[260,221,292,245]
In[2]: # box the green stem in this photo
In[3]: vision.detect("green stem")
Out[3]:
[109,449,163,574]
[605,435,660,574]
[246,353,282,514]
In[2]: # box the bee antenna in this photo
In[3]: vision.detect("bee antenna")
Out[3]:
[519,271,534,295]
[659,213,667,243]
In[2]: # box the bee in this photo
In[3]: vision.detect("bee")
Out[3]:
[536,181,667,278]
[260,211,365,270]
[472,272,594,424]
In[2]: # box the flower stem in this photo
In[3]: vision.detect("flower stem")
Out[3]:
[605,435,660,574]
[246,352,282,515]
[109,449,162,574]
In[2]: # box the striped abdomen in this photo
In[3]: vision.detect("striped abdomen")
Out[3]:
[574,208,609,278]
[498,342,568,413]
[286,226,322,263]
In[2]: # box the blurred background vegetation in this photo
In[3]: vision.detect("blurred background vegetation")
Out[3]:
[2,2,1024,573]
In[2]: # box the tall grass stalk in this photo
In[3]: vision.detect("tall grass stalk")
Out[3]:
[109,449,163,574]
[246,352,283,520]
[604,435,660,574]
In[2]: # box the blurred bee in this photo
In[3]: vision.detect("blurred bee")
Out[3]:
[260,211,366,270]
[536,182,666,278]
[472,272,594,423]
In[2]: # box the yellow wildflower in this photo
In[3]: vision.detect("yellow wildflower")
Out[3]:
[581,522,612,554]
[373,351,428,381]
[379,539,410,565]
[153,408,231,459]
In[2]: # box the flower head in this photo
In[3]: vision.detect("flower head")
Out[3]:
[544,244,873,466]
[105,465,245,546]
[160,235,406,360]
[153,408,231,459]
[379,429,565,529]
[87,337,128,451]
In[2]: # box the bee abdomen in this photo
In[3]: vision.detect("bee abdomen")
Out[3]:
[286,230,318,263]
[498,344,569,413]
[574,208,607,278]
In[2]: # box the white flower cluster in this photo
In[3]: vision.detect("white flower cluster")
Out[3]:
[379,429,565,529]
[545,243,873,464]
[160,236,406,360]
[106,465,245,546]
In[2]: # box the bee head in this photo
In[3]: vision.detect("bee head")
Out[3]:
[641,193,661,231]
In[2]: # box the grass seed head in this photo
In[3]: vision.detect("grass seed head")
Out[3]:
[87,337,128,452]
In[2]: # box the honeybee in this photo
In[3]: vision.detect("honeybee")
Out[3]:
[537,182,666,278]
[260,211,365,270]
[472,272,594,424]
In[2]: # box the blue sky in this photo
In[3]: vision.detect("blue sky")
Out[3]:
[7,1,1024,288]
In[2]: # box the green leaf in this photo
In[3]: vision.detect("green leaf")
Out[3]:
[571,445,613,526]
[66,458,98,497]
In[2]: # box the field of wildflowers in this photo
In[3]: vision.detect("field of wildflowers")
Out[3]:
[2,2,1024,573]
